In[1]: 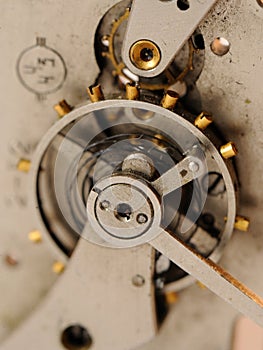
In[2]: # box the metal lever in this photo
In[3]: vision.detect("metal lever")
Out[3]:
[122,0,218,78]
[150,229,263,327]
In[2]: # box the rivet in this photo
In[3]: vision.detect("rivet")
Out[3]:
[132,274,145,287]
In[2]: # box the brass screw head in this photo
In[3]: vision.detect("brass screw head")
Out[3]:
[220,142,238,159]
[130,40,161,71]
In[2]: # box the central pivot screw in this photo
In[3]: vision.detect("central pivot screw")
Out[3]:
[130,40,161,70]
[115,203,133,222]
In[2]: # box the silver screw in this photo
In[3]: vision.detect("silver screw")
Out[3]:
[136,213,148,224]
[100,200,110,211]
[188,161,199,173]
[132,274,145,287]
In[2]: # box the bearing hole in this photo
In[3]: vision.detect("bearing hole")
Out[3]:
[211,37,230,56]
[180,169,188,178]
[140,48,154,62]
[177,0,190,11]
[257,0,263,7]
[192,33,205,50]
[61,325,92,350]
[115,203,133,222]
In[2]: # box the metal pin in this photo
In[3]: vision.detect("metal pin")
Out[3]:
[194,112,213,130]
[87,84,105,103]
[165,291,179,305]
[220,142,238,159]
[28,230,42,243]
[161,90,179,110]
[234,216,250,232]
[17,159,31,173]
[126,83,140,100]
[54,100,73,118]
[52,261,65,275]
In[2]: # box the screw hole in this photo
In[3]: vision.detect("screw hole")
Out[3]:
[177,0,190,11]
[115,203,133,222]
[180,169,188,178]
[257,0,263,7]
[211,37,230,56]
[140,48,154,62]
[61,325,92,350]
